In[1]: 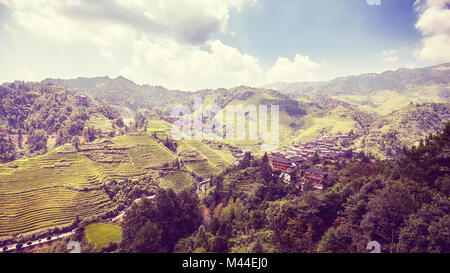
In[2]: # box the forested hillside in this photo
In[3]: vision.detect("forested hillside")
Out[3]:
[0,82,123,162]
[112,123,450,253]
[354,102,450,159]
[42,77,192,118]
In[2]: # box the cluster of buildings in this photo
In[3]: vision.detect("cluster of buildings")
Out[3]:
[267,134,360,190]
[282,135,357,163]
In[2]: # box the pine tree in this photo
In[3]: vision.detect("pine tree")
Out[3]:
[17,129,23,149]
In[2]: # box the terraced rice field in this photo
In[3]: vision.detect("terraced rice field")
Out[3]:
[0,151,123,237]
[0,128,233,238]
[85,113,115,133]
[145,119,235,176]
[223,168,261,196]
[158,171,196,192]
[0,138,151,238]
[177,140,231,177]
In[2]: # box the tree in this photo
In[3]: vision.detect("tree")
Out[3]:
[127,221,164,253]
[83,126,96,142]
[261,153,273,183]
[238,151,252,169]
[250,238,265,253]
[15,243,23,251]
[249,210,265,230]
[317,223,356,253]
[311,152,320,165]
[114,117,125,128]
[280,218,314,252]
[0,134,16,163]
[163,137,178,152]
[133,112,146,130]
[17,129,23,149]
[210,236,228,253]
[301,180,315,192]
[73,138,80,151]
[213,176,224,204]
[397,198,450,253]
[121,188,203,253]
[27,129,48,154]
[360,182,415,251]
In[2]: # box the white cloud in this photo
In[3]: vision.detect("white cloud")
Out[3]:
[414,0,450,62]
[0,0,332,89]
[266,54,320,83]
[380,49,398,63]
[125,37,264,90]
[1,0,256,45]
[0,0,263,90]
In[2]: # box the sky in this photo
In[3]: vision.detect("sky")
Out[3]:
[0,0,449,91]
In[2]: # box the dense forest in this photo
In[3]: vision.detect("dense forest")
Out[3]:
[0,82,123,162]
[116,122,450,253]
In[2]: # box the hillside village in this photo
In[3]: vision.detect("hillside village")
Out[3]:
[234,133,365,192]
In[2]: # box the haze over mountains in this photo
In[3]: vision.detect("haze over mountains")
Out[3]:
[2,63,435,160]
[42,63,450,114]
[261,63,450,96]
[1,62,449,253]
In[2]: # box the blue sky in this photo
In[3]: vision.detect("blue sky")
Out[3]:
[0,0,449,90]
[222,0,421,65]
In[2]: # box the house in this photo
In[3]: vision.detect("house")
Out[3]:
[269,152,301,173]
[271,156,293,173]
[289,156,305,165]
[302,168,328,190]
[304,168,328,180]
[268,152,283,163]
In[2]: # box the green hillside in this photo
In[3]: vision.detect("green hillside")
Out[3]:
[185,86,307,154]
[0,125,234,239]
[353,102,450,159]
[271,63,450,114]
[0,82,122,163]
[291,106,376,142]
[42,76,191,119]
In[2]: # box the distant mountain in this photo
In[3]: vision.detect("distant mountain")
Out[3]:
[264,64,450,115]
[264,63,450,96]
[259,81,325,93]
[303,63,450,96]
[42,76,192,118]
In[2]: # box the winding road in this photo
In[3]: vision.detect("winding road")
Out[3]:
[0,194,156,253]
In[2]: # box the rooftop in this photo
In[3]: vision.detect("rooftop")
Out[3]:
[305,168,328,176]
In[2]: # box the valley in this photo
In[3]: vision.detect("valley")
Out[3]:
[0,63,449,253]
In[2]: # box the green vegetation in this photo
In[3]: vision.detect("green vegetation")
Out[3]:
[0,82,124,161]
[0,150,118,238]
[43,76,192,118]
[1,66,449,253]
[85,223,122,251]
[354,102,450,158]
[292,106,373,141]
[0,126,232,240]
[121,188,202,252]
[116,123,450,253]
